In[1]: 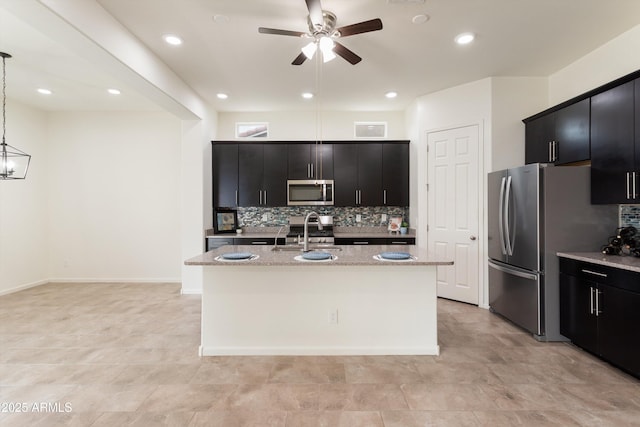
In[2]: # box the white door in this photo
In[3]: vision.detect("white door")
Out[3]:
[427,125,480,304]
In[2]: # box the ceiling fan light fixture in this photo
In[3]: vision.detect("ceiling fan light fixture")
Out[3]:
[318,36,335,62]
[302,41,317,59]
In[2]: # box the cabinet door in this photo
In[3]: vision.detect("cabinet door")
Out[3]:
[358,143,383,206]
[262,144,288,206]
[314,143,333,180]
[635,78,640,184]
[333,144,359,206]
[598,284,640,377]
[212,144,238,207]
[383,143,409,206]
[238,144,263,206]
[559,272,598,354]
[525,113,555,164]
[288,144,311,179]
[590,81,635,204]
[288,143,334,180]
[555,98,590,165]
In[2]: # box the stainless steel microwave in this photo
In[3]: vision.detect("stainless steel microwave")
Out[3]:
[287,179,334,206]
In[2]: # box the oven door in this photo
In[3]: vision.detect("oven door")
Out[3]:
[287,180,334,206]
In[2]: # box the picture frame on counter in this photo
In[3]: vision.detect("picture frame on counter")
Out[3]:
[214,208,238,234]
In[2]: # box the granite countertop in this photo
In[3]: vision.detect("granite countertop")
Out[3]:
[558,252,640,273]
[185,244,451,267]
[205,226,416,239]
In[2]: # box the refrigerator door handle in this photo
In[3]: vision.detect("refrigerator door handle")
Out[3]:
[498,177,507,255]
[488,260,538,281]
[504,175,514,256]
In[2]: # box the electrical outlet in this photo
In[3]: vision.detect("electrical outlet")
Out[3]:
[356,214,362,223]
[261,213,269,222]
[328,309,338,324]
[381,214,387,222]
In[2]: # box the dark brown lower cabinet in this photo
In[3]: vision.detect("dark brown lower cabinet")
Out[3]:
[559,257,640,378]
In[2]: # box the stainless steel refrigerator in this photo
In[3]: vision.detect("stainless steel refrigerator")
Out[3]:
[488,164,617,341]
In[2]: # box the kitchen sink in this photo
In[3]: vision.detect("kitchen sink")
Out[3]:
[271,245,342,252]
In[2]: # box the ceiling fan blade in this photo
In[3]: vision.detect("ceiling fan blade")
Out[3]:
[333,42,362,65]
[305,0,324,29]
[292,52,308,66]
[336,18,383,37]
[258,27,306,37]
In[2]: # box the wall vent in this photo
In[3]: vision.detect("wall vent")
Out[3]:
[354,122,387,138]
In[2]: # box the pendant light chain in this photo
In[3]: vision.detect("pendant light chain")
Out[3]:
[2,54,6,145]
[313,50,323,180]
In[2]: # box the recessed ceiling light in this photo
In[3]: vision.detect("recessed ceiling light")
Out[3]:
[385,91,398,99]
[216,93,228,100]
[412,14,429,24]
[455,32,475,45]
[302,92,314,99]
[37,88,52,95]
[213,14,229,24]
[107,88,121,95]
[163,34,183,46]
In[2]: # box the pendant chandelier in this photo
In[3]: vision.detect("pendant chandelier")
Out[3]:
[1,52,31,180]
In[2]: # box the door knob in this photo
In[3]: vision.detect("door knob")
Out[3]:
[470,236,477,241]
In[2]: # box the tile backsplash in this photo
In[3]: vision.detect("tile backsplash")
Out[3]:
[620,204,640,229]
[235,206,409,228]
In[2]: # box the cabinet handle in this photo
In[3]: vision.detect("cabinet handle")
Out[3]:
[251,241,268,245]
[264,190,267,205]
[548,141,553,162]
[589,287,595,315]
[359,190,362,205]
[391,241,408,244]
[259,190,263,205]
[627,172,632,200]
[554,141,558,162]
[353,241,369,245]
[634,172,638,199]
[595,289,602,317]
[235,190,238,206]
[581,269,607,278]
[310,163,314,178]
[383,189,387,205]
[355,190,359,205]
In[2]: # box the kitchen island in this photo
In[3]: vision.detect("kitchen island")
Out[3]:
[185,245,452,356]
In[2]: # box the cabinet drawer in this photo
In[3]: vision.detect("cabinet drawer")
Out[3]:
[559,258,640,293]
[335,237,415,245]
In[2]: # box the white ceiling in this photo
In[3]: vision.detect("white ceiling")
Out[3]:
[1,0,640,114]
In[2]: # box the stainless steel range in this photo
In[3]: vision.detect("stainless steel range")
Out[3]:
[286,215,334,245]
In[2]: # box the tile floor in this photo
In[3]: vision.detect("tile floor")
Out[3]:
[1,282,639,426]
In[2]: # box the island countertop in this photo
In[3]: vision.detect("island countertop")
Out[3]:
[185,244,452,267]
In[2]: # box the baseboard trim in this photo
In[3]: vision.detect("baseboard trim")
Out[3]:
[1,278,182,296]
[0,279,49,296]
[201,345,441,356]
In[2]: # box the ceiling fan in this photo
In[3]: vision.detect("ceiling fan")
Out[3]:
[258,0,383,65]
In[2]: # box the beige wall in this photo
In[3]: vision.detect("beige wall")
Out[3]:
[549,24,640,105]
[0,101,48,295]
[216,111,406,141]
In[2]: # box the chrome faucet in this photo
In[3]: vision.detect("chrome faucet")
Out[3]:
[303,211,323,252]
